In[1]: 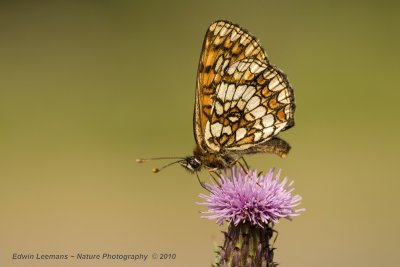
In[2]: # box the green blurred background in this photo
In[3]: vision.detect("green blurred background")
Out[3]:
[1,1,399,266]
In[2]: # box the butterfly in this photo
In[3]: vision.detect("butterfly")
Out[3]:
[138,20,295,174]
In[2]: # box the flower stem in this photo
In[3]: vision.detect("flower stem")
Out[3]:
[214,222,277,267]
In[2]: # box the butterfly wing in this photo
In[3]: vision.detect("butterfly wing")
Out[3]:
[207,59,295,152]
[194,20,268,152]
[195,20,295,154]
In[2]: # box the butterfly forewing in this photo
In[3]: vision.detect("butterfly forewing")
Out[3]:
[194,20,269,152]
[195,20,295,155]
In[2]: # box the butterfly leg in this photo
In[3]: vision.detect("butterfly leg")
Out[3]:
[195,172,211,192]
[230,157,249,174]
[239,157,250,173]
[208,169,222,186]
[242,157,250,170]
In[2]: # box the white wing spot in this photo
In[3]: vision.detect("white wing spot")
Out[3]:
[245,96,260,110]
[237,99,246,111]
[230,29,240,42]
[236,128,247,141]
[284,105,292,116]
[209,23,216,31]
[250,61,265,74]
[274,83,285,92]
[222,59,229,70]
[263,127,274,139]
[269,76,280,90]
[262,114,275,127]
[227,61,239,75]
[264,70,276,79]
[215,101,223,115]
[237,61,251,72]
[222,126,232,135]
[240,34,251,45]
[217,82,228,101]
[224,102,231,111]
[214,22,224,35]
[249,106,267,120]
[253,119,263,129]
[211,122,223,138]
[215,56,223,72]
[219,26,228,36]
[254,131,262,142]
[241,86,256,101]
[245,44,255,57]
[226,84,235,100]
[245,113,255,121]
[228,116,239,122]
[233,85,247,100]
[278,88,290,103]
[205,122,220,152]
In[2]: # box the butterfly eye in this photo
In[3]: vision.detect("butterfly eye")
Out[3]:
[180,156,202,172]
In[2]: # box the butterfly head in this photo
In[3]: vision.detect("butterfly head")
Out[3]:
[180,156,202,173]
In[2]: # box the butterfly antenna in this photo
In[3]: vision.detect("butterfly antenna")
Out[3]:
[150,160,184,173]
[136,157,185,163]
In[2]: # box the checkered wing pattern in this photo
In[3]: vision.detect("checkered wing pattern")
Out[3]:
[194,20,295,153]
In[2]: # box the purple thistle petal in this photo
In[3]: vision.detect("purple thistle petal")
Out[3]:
[197,167,304,226]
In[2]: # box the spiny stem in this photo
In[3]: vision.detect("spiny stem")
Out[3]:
[213,222,278,267]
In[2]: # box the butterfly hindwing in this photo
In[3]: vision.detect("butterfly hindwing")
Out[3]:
[204,59,295,152]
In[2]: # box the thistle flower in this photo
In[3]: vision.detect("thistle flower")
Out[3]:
[198,167,304,226]
[198,167,304,267]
